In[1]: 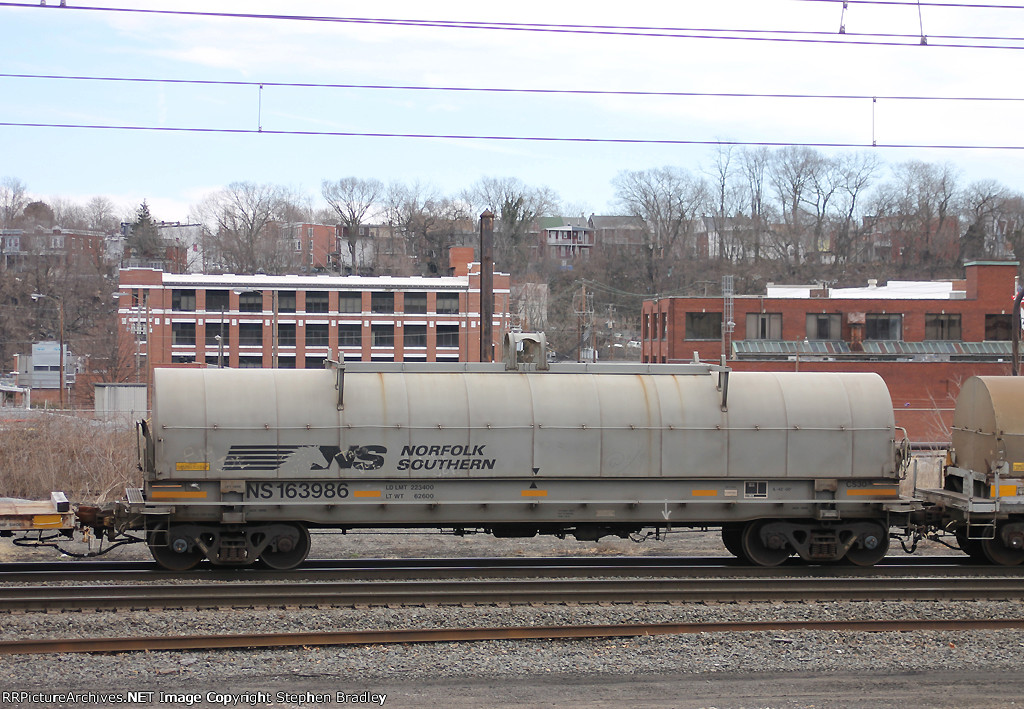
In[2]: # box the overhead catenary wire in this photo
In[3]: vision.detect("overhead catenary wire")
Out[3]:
[3,3,1024,49]
[2,121,1023,151]
[3,72,1024,103]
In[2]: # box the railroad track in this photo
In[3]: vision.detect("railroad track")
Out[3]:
[3,575,1024,612]
[3,618,1024,656]
[0,555,1015,585]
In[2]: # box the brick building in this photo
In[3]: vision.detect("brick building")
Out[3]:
[116,248,511,378]
[642,261,1021,442]
[1,227,108,272]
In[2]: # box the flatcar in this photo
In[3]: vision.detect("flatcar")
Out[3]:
[112,356,909,570]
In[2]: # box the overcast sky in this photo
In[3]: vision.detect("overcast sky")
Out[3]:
[3,0,1024,223]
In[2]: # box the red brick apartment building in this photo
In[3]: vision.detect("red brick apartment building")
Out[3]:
[642,261,1020,442]
[116,248,511,377]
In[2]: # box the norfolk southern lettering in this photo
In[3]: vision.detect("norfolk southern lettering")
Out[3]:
[397,444,496,471]
[224,442,495,473]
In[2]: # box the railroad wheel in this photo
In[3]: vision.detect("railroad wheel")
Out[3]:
[721,525,748,561]
[259,523,311,570]
[844,523,890,567]
[740,520,790,567]
[981,524,1024,566]
[954,526,987,562]
[148,523,204,571]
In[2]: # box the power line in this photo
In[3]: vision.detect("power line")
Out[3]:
[798,0,1024,8]
[4,121,1024,150]
[3,72,1023,103]
[2,3,1024,49]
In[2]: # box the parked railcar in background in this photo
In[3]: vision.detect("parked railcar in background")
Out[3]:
[918,376,1024,565]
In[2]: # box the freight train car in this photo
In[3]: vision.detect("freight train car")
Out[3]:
[123,361,908,570]
[918,375,1024,565]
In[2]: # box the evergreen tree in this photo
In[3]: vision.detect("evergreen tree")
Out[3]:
[128,201,162,258]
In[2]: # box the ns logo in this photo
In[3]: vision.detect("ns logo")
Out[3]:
[312,445,387,471]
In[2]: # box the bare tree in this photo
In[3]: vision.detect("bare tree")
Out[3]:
[384,181,471,275]
[703,145,748,261]
[48,197,88,230]
[766,146,821,263]
[194,182,295,274]
[737,148,771,261]
[612,166,707,293]
[86,196,121,233]
[960,179,1012,263]
[830,152,881,265]
[463,176,559,275]
[322,177,384,270]
[872,161,962,271]
[0,177,27,229]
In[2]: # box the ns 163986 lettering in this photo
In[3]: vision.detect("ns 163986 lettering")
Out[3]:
[245,482,350,501]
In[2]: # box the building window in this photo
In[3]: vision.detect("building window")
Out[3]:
[277,291,296,314]
[371,324,394,347]
[436,292,459,314]
[685,312,722,341]
[806,313,841,340]
[985,314,1013,341]
[238,292,263,313]
[924,313,962,340]
[277,323,296,347]
[371,292,394,314]
[652,313,660,341]
[338,324,362,347]
[171,289,196,312]
[436,324,459,348]
[306,324,329,347]
[238,323,263,346]
[305,356,326,369]
[205,323,229,347]
[865,314,903,340]
[746,313,782,340]
[171,322,196,346]
[238,356,262,368]
[206,289,230,312]
[305,291,329,313]
[277,356,296,369]
[404,324,427,348]
[293,240,302,252]
[338,291,362,313]
[404,292,427,314]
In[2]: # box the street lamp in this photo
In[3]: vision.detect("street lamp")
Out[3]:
[233,288,278,368]
[31,292,65,409]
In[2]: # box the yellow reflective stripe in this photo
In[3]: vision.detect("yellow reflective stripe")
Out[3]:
[31,514,64,528]
[991,484,1018,498]
[353,490,381,498]
[522,490,548,497]
[150,490,208,499]
[176,462,210,471]
[692,490,718,497]
[846,488,898,497]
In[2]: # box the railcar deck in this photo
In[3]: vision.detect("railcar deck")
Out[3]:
[0,493,74,532]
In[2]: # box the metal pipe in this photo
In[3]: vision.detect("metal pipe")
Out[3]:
[479,210,494,363]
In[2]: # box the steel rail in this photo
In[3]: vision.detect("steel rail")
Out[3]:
[2,618,1023,656]
[3,576,1024,612]
[0,555,1013,585]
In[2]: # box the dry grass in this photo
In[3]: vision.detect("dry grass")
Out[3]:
[0,415,139,504]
